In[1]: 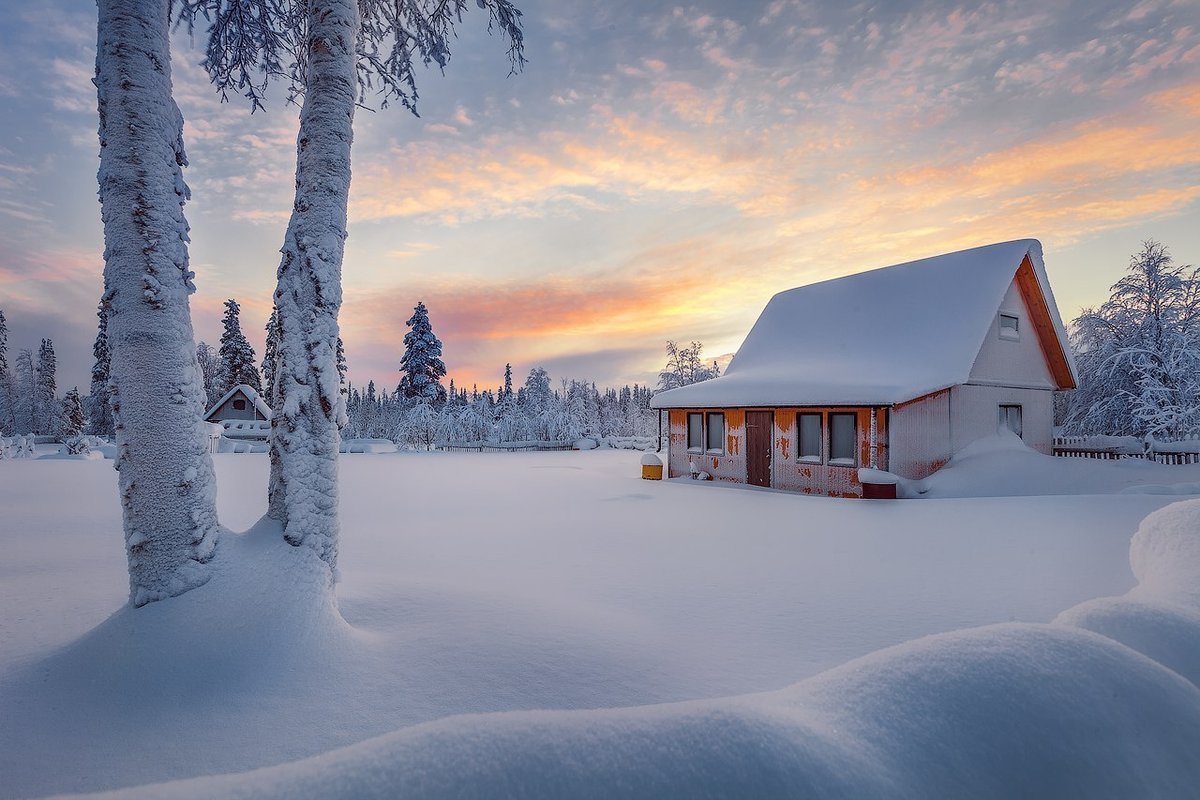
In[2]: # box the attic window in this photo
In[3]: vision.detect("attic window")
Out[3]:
[232,398,247,411]
[999,313,1020,340]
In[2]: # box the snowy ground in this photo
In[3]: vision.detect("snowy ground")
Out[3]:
[0,449,1198,798]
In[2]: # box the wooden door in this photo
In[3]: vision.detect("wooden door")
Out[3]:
[746,411,773,487]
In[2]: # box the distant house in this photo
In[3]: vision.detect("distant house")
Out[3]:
[650,239,1077,497]
[204,384,271,424]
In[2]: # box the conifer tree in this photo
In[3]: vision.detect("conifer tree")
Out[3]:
[398,302,447,403]
[63,388,86,437]
[87,300,116,436]
[503,363,513,400]
[219,299,262,393]
[0,308,13,434]
[12,349,34,435]
[35,339,57,435]
[261,308,279,407]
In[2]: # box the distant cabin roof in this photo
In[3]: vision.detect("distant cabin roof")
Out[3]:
[651,239,1077,409]
[204,384,272,421]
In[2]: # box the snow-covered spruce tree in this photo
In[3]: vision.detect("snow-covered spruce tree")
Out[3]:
[179,0,524,571]
[398,302,447,403]
[218,298,262,394]
[261,307,279,407]
[63,388,86,438]
[87,299,116,436]
[0,308,13,434]
[34,339,57,435]
[1064,241,1200,438]
[12,348,34,435]
[96,0,219,606]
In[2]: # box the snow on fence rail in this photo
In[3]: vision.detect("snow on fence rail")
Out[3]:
[1053,435,1200,465]
[436,440,575,452]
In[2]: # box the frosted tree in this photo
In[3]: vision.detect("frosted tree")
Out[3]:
[658,340,721,390]
[35,339,57,436]
[62,388,86,438]
[218,298,262,393]
[398,302,447,403]
[261,307,279,407]
[1065,241,1200,438]
[12,348,34,435]
[96,0,219,606]
[179,0,524,572]
[195,342,224,407]
[0,309,13,434]
[87,300,115,436]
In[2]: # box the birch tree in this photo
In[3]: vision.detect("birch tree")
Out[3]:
[96,0,219,606]
[179,0,525,574]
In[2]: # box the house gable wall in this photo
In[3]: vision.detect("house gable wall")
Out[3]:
[207,391,264,422]
[967,275,1056,389]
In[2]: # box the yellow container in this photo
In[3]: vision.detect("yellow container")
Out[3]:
[642,463,663,480]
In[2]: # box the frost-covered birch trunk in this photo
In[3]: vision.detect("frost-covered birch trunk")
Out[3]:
[96,0,219,606]
[267,0,357,572]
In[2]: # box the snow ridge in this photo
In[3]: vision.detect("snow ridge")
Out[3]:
[67,500,1200,799]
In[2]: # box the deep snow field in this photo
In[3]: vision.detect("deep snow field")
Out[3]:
[2,448,1200,798]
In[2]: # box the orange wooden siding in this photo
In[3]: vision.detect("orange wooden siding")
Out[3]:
[668,406,887,497]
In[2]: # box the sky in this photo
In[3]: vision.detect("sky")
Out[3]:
[1,0,1198,396]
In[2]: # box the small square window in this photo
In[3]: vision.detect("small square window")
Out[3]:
[232,398,247,411]
[798,413,822,462]
[999,404,1023,438]
[687,413,704,450]
[999,313,1020,340]
[829,413,857,465]
[706,412,725,452]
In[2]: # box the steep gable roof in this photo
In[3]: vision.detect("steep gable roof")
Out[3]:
[651,239,1076,409]
[203,384,272,421]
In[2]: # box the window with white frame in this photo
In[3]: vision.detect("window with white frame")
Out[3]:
[687,413,704,450]
[705,412,725,453]
[798,412,822,462]
[829,412,857,465]
[999,404,1023,438]
[999,313,1020,340]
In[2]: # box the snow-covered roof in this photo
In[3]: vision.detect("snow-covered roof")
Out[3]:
[652,239,1077,409]
[204,384,272,421]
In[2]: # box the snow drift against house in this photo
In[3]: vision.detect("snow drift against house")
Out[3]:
[652,240,1075,409]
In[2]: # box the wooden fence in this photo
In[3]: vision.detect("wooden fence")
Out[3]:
[1052,435,1200,465]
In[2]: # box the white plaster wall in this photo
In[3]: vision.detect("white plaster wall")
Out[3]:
[888,391,953,480]
[949,384,1055,454]
[968,277,1056,389]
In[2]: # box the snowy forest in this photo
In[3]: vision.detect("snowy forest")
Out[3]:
[0,296,689,450]
[2,241,1196,449]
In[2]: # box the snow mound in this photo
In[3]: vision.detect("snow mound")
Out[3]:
[574,438,598,450]
[67,499,1200,799]
[1057,499,1200,686]
[639,452,662,467]
[919,431,1200,498]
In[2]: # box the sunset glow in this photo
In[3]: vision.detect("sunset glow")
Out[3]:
[1,0,1198,393]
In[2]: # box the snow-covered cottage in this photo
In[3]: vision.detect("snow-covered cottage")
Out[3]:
[650,240,1077,497]
[204,384,271,423]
